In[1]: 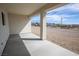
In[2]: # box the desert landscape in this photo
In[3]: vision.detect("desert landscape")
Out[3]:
[32,26,79,54]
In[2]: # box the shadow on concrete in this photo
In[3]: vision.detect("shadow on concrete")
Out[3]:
[2,34,37,56]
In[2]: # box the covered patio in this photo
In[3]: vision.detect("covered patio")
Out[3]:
[0,3,78,56]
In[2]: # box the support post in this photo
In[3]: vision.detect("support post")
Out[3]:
[40,12,46,40]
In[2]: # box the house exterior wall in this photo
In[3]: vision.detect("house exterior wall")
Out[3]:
[8,13,31,34]
[0,8,9,55]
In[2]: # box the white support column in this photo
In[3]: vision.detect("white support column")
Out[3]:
[40,12,46,40]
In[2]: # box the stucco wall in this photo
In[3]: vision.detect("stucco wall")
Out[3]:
[8,13,31,34]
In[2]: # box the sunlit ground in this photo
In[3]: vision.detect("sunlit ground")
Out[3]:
[32,26,79,54]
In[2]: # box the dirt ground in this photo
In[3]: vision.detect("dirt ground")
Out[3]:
[32,26,79,54]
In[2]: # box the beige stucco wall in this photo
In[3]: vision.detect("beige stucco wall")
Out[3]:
[0,8,9,55]
[8,13,31,34]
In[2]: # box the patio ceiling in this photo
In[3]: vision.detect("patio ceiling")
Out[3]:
[0,3,66,16]
[0,3,46,15]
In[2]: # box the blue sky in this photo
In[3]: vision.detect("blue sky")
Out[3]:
[32,4,79,24]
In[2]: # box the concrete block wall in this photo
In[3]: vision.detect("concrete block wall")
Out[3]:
[8,13,31,35]
[0,9,32,55]
[0,9,9,55]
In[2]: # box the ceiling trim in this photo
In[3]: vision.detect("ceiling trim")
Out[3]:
[29,3,67,17]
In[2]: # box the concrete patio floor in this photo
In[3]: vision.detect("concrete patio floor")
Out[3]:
[19,33,40,39]
[2,33,40,56]
[23,40,78,56]
[2,33,78,56]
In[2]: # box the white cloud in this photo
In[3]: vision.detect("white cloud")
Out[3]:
[47,4,72,14]
[46,15,68,22]
[70,4,79,10]
[46,3,79,23]
[47,3,79,16]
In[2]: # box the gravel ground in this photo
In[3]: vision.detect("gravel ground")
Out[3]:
[32,26,79,54]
